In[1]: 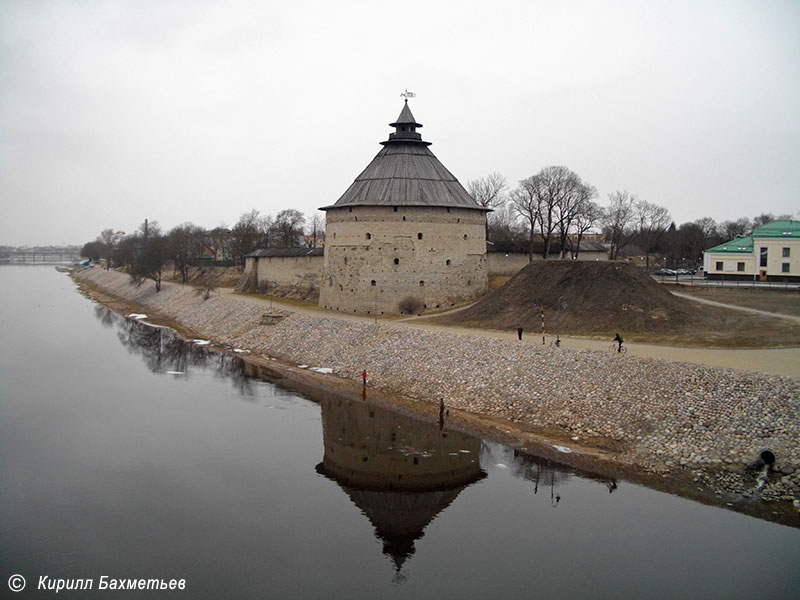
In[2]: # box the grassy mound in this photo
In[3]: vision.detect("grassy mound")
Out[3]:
[436,261,696,336]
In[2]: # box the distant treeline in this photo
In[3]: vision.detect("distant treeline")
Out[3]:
[467,168,797,268]
[80,209,321,291]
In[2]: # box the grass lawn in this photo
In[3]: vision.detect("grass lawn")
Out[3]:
[665,284,800,317]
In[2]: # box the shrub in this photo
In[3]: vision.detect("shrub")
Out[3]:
[398,296,424,315]
[193,268,221,300]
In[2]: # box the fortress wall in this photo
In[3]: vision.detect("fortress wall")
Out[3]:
[487,251,609,277]
[487,252,532,277]
[254,255,323,288]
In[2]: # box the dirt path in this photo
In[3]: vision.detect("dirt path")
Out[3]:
[671,290,800,323]
[220,289,800,377]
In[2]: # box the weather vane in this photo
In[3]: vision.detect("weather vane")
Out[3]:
[400,89,416,101]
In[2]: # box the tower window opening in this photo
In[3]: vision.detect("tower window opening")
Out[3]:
[417,233,423,239]
[403,216,406,221]
[419,280,424,286]
[446,259,451,266]
[366,233,371,240]
[464,234,468,240]
[394,258,399,265]
[371,280,376,286]
[393,206,398,212]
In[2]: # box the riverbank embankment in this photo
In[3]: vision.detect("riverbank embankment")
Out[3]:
[74,267,800,509]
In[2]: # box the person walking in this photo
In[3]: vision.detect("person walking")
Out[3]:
[361,369,367,386]
[517,326,523,341]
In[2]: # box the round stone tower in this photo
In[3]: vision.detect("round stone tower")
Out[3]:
[319,101,489,315]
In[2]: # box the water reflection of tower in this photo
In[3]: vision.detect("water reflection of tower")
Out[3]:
[316,395,486,575]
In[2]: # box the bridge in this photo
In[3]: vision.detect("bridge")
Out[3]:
[0,250,82,264]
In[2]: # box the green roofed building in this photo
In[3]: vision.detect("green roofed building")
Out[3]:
[703,221,800,281]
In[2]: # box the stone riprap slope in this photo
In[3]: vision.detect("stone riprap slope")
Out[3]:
[77,268,800,503]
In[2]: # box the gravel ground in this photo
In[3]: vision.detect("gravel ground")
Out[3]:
[77,267,800,506]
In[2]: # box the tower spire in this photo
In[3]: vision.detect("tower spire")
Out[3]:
[384,97,427,145]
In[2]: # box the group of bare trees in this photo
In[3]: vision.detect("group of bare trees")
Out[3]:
[599,195,795,269]
[469,166,602,260]
[599,191,672,268]
[468,167,777,270]
[228,208,318,266]
[80,209,326,291]
[468,167,712,269]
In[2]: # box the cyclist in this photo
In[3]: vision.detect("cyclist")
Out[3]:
[613,333,624,353]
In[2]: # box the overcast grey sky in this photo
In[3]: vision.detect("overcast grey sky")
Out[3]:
[1,0,798,246]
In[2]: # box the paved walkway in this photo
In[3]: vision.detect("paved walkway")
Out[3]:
[671,291,800,323]
[221,289,800,377]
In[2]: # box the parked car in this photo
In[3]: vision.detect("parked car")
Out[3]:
[675,269,690,275]
[654,268,676,276]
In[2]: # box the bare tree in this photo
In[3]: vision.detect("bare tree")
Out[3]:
[570,200,601,258]
[96,228,116,267]
[694,217,721,245]
[487,205,527,252]
[305,212,325,248]
[516,166,586,259]
[719,217,752,240]
[556,179,597,258]
[271,209,306,248]
[753,213,794,228]
[601,191,637,260]
[231,210,269,269]
[634,200,671,271]
[113,235,138,269]
[193,268,222,300]
[167,223,205,283]
[509,180,540,261]
[468,172,507,241]
[467,172,507,209]
[128,221,167,291]
[80,240,105,263]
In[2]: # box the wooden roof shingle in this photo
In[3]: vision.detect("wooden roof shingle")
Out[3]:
[321,104,487,212]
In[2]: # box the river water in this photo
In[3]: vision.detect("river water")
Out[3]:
[2,266,799,599]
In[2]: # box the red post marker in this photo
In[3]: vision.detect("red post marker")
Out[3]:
[361,370,367,386]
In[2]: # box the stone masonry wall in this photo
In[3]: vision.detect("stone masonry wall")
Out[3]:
[250,255,323,289]
[320,206,488,314]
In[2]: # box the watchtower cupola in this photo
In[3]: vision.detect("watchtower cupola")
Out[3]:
[383,100,430,146]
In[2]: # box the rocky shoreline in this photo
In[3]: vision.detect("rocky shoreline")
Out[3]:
[74,267,800,519]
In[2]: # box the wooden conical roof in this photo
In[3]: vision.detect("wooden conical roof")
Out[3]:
[321,102,487,211]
